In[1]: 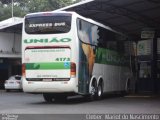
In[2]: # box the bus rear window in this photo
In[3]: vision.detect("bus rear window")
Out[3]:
[25,15,71,34]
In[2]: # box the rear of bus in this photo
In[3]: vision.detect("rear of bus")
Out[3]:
[22,12,78,94]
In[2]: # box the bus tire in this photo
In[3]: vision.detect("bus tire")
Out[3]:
[123,78,131,96]
[6,89,10,92]
[127,79,131,93]
[54,95,67,102]
[43,93,53,103]
[87,79,97,101]
[97,83,103,100]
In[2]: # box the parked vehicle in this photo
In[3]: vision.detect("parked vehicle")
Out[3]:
[4,75,22,92]
[22,11,132,102]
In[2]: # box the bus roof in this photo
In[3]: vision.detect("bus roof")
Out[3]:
[25,11,123,36]
[25,11,75,18]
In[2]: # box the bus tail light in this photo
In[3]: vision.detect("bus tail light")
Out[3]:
[71,62,76,77]
[22,64,26,77]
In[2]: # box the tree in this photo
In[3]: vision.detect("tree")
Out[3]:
[0,0,76,21]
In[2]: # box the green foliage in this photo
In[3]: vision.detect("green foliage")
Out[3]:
[0,0,81,21]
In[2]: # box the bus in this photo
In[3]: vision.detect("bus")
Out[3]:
[22,11,132,102]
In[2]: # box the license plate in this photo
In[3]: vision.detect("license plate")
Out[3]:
[9,82,14,84]
[43,79,52,82]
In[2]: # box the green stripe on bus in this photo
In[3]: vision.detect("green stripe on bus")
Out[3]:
[25,62,70,70]
[95,48,128,66]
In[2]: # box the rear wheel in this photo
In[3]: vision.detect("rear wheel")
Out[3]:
[86,80,97,101]
[97,83,103,100]
[122,79,131,96]
[6,89,10,92]
[126,79,131,94]
[43,93,53,103]
[54,95,67,102]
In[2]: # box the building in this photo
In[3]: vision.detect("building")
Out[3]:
[0,17,22,89]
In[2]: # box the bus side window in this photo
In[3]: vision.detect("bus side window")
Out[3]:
[97,27,107,48]
[117,41,124,54]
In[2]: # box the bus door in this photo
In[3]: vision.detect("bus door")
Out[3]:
[78,43,90,94]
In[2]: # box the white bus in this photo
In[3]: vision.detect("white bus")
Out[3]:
[22,11,132,102]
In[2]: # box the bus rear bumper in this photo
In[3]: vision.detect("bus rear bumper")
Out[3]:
[22,78,78,93]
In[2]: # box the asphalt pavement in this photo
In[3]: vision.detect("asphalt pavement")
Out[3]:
[0,91,160,120]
